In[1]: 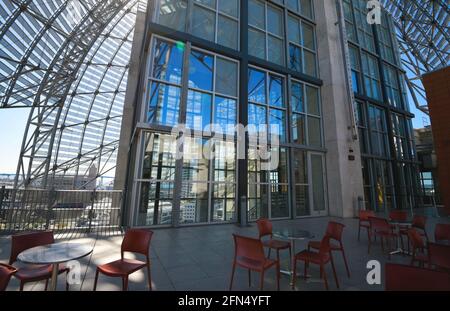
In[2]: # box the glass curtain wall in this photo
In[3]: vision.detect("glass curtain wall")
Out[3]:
[343,0,421,213]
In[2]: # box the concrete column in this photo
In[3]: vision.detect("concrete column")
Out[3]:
[315,0,364,218]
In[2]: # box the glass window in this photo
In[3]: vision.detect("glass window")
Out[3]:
[267,5,283,37]
[300,0,313,19]
[289,45,302,72]
[216,57,238,97]
[269,75,284,108]
[287,15,317,76]
[306,85,319,115]
[249,0,265,28]
[288,16,301,44]
[304,50,317,77]
[186,91,212,131]
[217,16,238,49]
[248,28,266,59]
[291,81,304,113]
[308,116,322,147]
[214,97,236,135]
[268,35,285,66]
[248,68,266,104]
[361,52,381,100]
[158,0,188,32]
[218,0,238,17]
[148,83,181,126]
[189,50,214,91]
[269,108,286,143]
[302,22,315,50]
[152,39,184,84]
[291,113,305,144]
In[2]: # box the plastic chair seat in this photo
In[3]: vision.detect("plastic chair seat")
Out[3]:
[97,258,146,277]
[262,239,290,250]
[14,264,68,281]
[295,250,330,264]
[308,240,341,251]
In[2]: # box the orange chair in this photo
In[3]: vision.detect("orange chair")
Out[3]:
[256,218,291,264]
[308,221,350,277]
[368,217,398,258]
[407,228,428,267]
[0,263,17,291]
[435,224,450,244]
[292,236,339,290]
[358,210,375,241]
[385,263,450,291]
[94,229,153,291]
[428,242,450,273]
[229,234,280,291]
[9,231,69,291]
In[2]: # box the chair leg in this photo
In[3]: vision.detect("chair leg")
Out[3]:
[229,263,236,291]
[367,232,371,254]
[260,270,265,291]
[268,248,271,259]
[20,281,25,291]
[122,276,128,291]
[276,262,280,291]
[292,259,297,289]
[304,261,308,280]
[147,263,152,291]
[248,269,251,287]
[358,224,361,241]
[276,250,280,270]
[44,279,48,291]
[321,264,329,290]
[93,269,100,291]
[341,246,351,278]
[330,255,340,289]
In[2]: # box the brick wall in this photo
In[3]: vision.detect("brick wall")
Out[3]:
[422,66,450,213]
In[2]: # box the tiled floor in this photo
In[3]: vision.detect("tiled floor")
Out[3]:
[1,216,448,291]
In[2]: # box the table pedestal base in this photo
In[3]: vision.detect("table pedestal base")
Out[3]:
[49,263,59,291]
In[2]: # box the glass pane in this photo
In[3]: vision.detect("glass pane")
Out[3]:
[288,44,302,72]
[308,116,322,147]
[286,0,299,12]
[293,149,307,183]
[269,75,284,107]
[249,0,265,28]
[194,0,216,9]
[218,0,239,17]
[306,85,319,115]
[180,183,209,223]
[270,147,288,184]
[291,81,304,113]
[248,146,269,183]
[148,82,180,126]
[217,16,238,49]
[214,97,236,135]
[304,50,316,77]
[159,0,187,32]
[142,133,177,180]
[300,0,313,19]
[191,4,216,42]
[152,39,184,84]
[248,69,266,103]
[138,182,174,226]
[213,140,236,182]
[248,184,269,220]
[268,35,284,66]
[269,108,286,143]
[302,22,315,50]
[311,154,325,212]
[271,184,289,218]
[288,15,301,44]
[295,185,309,216]
[182,138,209,182]
[186,91,212,131]
[216,57,238,97]
[248,104,267,137]
[267,5,283,36]
[248,28,266,59]
[212,184,236,221]
[291,113,305,144]
[189,50,214,91]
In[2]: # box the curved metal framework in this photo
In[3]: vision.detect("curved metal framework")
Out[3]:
[0,0,448,189]
[0,0,146,189]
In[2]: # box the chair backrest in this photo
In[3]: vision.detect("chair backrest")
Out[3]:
[385,263,450,291]
[407,228,425,249]
[121,229,153,259]
[368,217,390,232]
[318,235,332,258]
[412,215,427,230]
[0,264,17,291]
[9,230,54,264]
[428,242,450,271]
[326,221,345,242]
[256,218,272,239]
[359,210,375,221]
[389,210,408,222]
[435,224,450,243]
[233,234,266,262]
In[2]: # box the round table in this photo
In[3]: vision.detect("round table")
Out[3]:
[273,228,315,285]
[18,242,93,291]
[389,220,412,256]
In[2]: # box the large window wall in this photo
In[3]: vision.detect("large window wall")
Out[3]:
[344,0,421,212]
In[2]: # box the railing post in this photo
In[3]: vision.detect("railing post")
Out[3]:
[46,188,56,230]
[88,190,97,233]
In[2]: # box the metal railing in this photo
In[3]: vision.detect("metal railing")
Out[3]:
[0,187,122,238]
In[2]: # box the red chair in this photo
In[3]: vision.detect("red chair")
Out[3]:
[358,210,375,241]
[428,242,450,273]
[229,234,280,291]
[435,224,450,244]
[385,263,450,291]
[256,218,291,264]
[0,263,17,291]
[94,229,153,291]
[407,228,427,267]
[368,217,398,258]
[9,231,69,291]
[389,210,408,222]
[308,221,350,277]
[292,236,339,290]
[400,215,428,253]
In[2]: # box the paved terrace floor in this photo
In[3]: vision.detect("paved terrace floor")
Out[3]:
[1,216,449,291]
